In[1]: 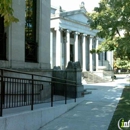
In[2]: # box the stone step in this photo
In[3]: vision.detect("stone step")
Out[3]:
[82,71,109,84]
[82,91,92,95]
[82,90,92,96]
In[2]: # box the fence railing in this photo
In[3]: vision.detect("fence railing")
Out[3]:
[0,69,78,116]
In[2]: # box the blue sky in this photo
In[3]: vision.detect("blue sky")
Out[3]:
[51,0,100,12]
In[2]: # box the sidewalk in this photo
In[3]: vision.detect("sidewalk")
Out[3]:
[39,80,126,130]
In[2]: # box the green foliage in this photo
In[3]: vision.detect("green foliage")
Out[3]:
[0,0,19,26]
[114,58,130,69]
[88,0,130,59]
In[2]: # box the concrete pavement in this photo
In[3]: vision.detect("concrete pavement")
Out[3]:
[39,79,128,130]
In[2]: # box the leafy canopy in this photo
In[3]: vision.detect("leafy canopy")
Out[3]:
[88,0,130,60]
[0,0,18,26]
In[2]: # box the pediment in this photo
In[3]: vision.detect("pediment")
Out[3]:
[61,11,89,24]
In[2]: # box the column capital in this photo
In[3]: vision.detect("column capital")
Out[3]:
[94,36,99,40]
[83,34,87,37]
[63,29,71,33]
[66,29,71,33]
[75,32,80,35]
[54,27,63,31]
[88,35,94,39]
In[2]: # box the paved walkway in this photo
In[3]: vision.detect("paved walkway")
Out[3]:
[39,79,128,130]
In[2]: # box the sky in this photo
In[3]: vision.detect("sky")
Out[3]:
[51,0,100,12]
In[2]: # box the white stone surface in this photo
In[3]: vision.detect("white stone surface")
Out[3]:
[0,99,83,130]
[39,80,126,130]
[82,34,86,71]
[74,32,79,62]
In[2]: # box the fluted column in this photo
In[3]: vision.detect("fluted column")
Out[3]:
[50,30,53,68]
[82,34,86,71]
[56,28,61,66]
[74,32,79,62]
[66,30,70,66]
[89,36,93,71]
[96,38,99,71]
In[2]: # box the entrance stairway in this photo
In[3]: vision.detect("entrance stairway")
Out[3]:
[82,71,109,84]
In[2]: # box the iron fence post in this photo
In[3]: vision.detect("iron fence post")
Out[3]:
[31,75,34,110]
[51,81,53,107]
[0,70,3,116]
[65,78,67,104]
[24,83,27,102]
[75,68,77,102]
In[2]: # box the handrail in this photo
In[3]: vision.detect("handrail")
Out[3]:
[0,68,78,116]
[0,68,77,84]
[0,75,79,87]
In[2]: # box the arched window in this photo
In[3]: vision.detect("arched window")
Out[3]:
[25,0,37,62]
[0,16,6,60]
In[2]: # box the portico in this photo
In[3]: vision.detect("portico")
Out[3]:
[50,4,113,71]
[50,27,98,71]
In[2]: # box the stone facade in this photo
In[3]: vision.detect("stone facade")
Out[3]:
[0,0,50,70]
[50,3,113,71]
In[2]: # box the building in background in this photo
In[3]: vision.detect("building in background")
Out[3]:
[50,2,113,71]
[0,0,50,70]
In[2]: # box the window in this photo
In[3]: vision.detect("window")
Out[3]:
[0,16,6,60]
[25,0,37,62]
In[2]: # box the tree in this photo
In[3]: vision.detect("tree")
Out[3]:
[88,0,130,60]
[0,0,18,26]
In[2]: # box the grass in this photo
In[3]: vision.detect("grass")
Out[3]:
[108,86,130,130]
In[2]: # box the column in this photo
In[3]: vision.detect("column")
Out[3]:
[50,30,53,69]
[111,51,114,70]
[66,30,70,66]
[74,32,79,62]
[82,34,86,71]
[56,28,61,66]
[89,36,93,71]
[96,38,99,71]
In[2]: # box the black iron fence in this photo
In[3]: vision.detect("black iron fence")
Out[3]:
[0,69,77,116]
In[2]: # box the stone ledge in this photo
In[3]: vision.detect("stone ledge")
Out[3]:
[0,98,84,130]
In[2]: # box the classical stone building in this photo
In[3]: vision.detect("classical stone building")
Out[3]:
[0,0,50,69]
[50,3,113,71]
